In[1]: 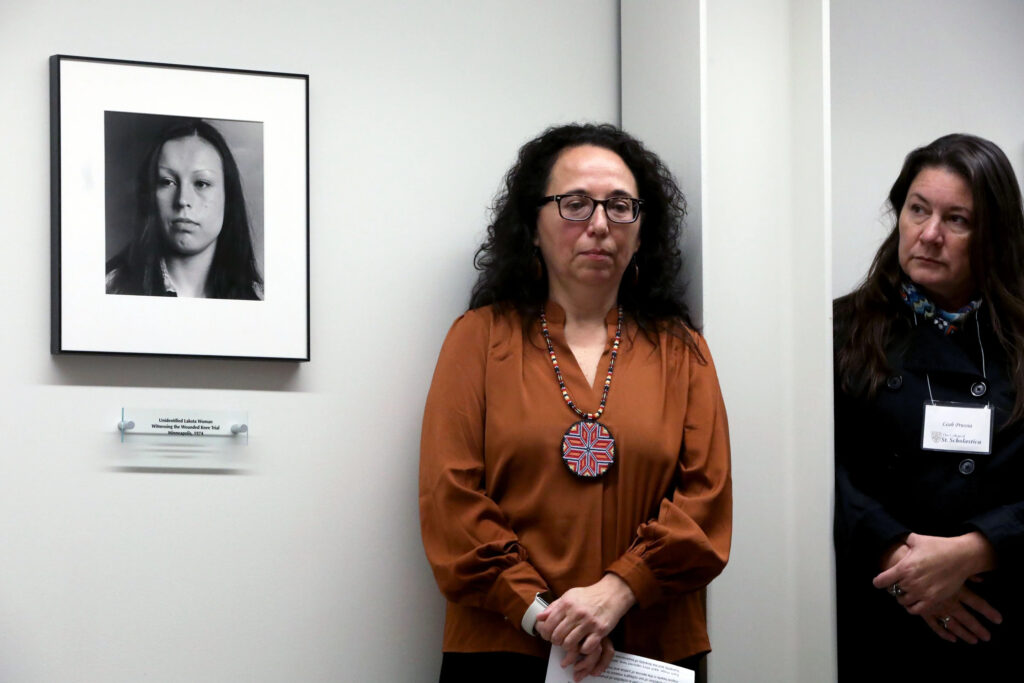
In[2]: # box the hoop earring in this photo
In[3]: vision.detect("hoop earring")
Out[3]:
[631,258,640,287]
[533,247,544,281]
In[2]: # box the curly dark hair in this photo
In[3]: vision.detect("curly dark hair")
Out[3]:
[106,119,263,300]
[469,123,695,345]
[836,133,1024,421]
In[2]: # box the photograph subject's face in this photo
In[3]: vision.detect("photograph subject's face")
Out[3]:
[156,135,226,257]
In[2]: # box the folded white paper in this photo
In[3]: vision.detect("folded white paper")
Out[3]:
[545,646,695,683]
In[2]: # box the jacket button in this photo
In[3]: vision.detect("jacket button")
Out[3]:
[886,375,903,391]
[959,459,975,475]
[970,381,987,397]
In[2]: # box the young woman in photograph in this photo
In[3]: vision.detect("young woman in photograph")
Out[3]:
[106,119,263,300]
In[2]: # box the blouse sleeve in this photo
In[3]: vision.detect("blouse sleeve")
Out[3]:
[418,310,548,628]
[605,333,733,608]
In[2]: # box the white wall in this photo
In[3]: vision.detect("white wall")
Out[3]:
[0,2,619,681]
[702,0,835,680]
[832,0,1024,297]
[621,0,703,326]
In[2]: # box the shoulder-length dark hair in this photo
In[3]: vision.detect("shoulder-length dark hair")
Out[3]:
[469,122,695,344]
[106,119,263,300]
[836,133,1024,420]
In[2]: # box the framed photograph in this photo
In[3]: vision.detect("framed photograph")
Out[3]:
[50,55,309,360]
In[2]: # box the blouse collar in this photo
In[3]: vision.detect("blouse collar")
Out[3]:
[542,300,620,327]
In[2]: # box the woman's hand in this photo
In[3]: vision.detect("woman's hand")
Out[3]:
[872,532,997,614]
[919,586,1003,644]
[878,537,909,570]
[535,573,636,659]
[555,637,615,683]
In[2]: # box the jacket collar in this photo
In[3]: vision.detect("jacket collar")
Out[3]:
[902,311,984,377]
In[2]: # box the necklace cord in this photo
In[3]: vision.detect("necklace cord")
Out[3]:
[539,306,624,421]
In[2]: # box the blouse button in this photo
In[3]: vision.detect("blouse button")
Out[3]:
[970,381,987,397]
[886,375,903,391]
[958,459,976,475]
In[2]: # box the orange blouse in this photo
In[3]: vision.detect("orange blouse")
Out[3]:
[419,303,731,662]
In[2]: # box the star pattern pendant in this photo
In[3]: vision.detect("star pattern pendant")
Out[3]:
[561,420,615,477]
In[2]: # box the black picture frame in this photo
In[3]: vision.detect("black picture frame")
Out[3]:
[50,55,309,361]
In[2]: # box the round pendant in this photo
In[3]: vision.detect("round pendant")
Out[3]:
[561,420,616,478]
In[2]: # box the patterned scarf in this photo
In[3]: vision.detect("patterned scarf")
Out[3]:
[900,281,981,335]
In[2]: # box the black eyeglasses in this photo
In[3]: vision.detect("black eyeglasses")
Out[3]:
[540,194,644,224]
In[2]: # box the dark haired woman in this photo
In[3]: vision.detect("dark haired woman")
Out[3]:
[834,133,1024,679]
[106,119,263,300]
[420,124,731,682]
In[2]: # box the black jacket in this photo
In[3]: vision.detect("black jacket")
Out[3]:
[834,294,1024,680]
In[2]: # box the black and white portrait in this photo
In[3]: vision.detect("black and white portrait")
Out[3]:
[104,112,265,300]
[52,55,307,359]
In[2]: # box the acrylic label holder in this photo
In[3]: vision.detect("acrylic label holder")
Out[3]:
[116,408,249,472]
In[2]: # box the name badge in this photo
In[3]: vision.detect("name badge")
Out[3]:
[921,402,993,454]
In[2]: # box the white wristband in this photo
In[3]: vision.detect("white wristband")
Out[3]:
[521,591,552,636]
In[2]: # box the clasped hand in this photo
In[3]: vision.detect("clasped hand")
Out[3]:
[534,574,636,682]
[873,532,1001,643]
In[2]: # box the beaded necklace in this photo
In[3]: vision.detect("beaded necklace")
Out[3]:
[539,305,623,478]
